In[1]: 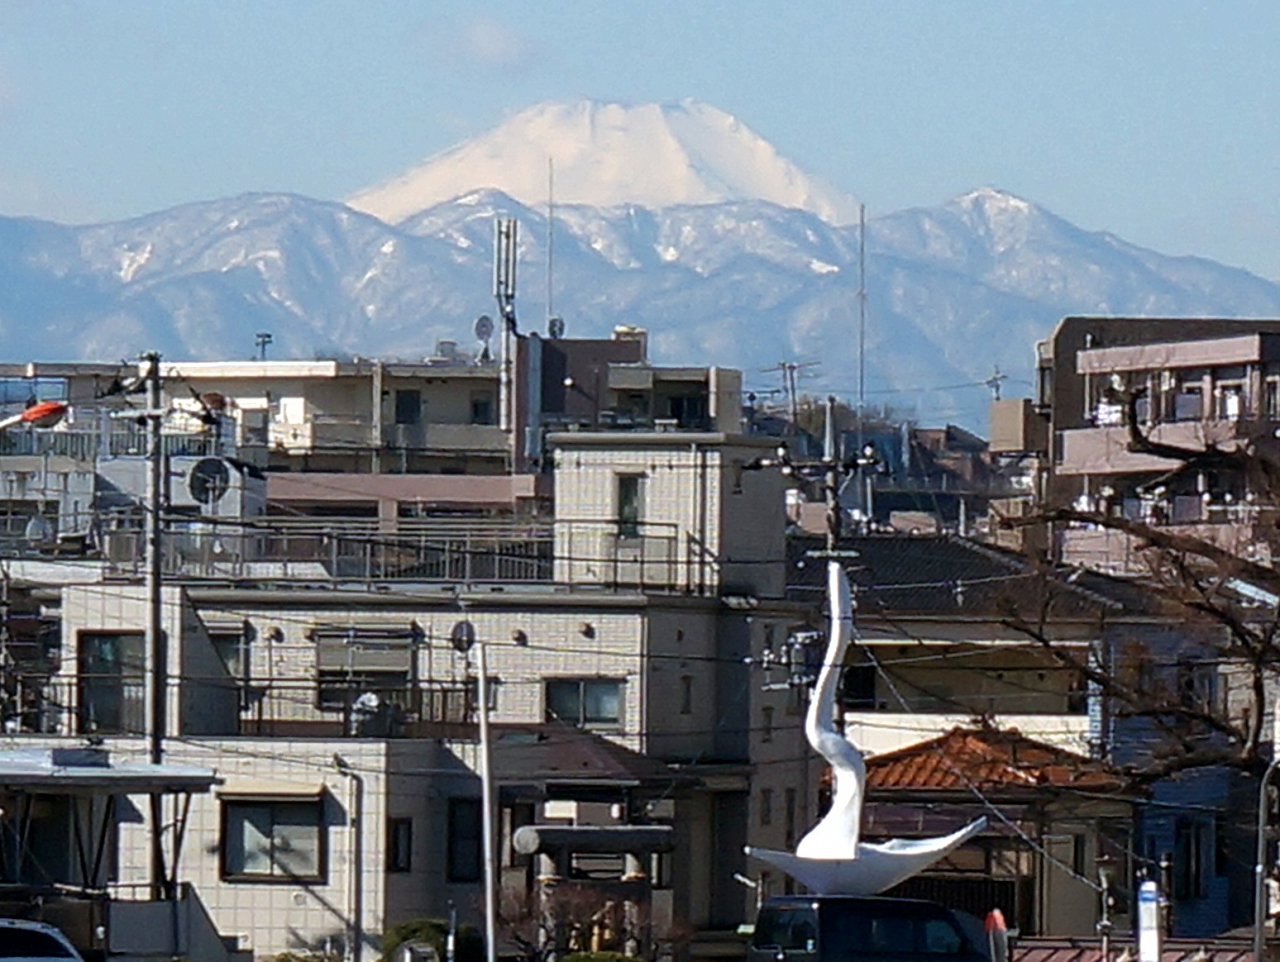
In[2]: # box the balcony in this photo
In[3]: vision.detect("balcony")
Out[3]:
[383,421,508,454]
[101,517,556,584]
[0,427,230,461]
[554,519,684,591]
[1059,517,1273,575]
[1057,420,1255,476]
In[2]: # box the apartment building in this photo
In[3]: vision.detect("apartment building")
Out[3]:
[0,423,807,958]
[985,315,1280,937]
[0,329,742,543]
[990,315,1280,572]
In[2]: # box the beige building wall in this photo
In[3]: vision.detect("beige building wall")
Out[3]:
[552,434,783,596]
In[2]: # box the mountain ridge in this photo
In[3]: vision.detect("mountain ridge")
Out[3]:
[2,98,1278,428]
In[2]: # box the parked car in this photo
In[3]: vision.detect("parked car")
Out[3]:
[0,919,84,961]
[748,895,990,962]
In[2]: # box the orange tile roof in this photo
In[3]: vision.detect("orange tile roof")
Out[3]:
[863,726,1125,793]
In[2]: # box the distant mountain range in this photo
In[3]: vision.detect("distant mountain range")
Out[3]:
[2,99,1277,428]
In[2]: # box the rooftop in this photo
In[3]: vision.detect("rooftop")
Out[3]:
[864,726,1125,794]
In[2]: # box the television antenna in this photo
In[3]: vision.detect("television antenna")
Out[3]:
[188,457,231,507]
[985,367,1007,401]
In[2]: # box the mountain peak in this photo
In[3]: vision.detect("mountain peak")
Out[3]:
[953,186,1038,216]
[346,98,859,226]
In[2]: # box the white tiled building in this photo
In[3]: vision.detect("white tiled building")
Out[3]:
[3,427,812,958]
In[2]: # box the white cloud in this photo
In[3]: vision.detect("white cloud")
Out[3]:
[414,14,537,75]
[463,15,530,69]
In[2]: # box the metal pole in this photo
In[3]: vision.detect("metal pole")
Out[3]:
[1099,870,1112,962]
[1256,755,1280,962]
[141,353,169,900]
[477,640,498,962]
[823,395,840,551]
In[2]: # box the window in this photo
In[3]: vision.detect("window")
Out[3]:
[761,705,774,743]
[1172,371,1205,421]
[387,817,413,873]
[1174,817,1208,899]
[222,798,325,882]
[616,474,644,538]
[784,788,797,849]
[316,669,410,712]
[394,390,422,426]
[680,675,693,715]
[470,393,495,425]
[1072,834,1087,875]
[1215,368,1246,420]
[840,664,877,709]
[448,798,482,882]
[77,631,145,735]
[1177,660,1218,712]
[760,788,773,826]
[210,631,245,679]
[545,678,623,727]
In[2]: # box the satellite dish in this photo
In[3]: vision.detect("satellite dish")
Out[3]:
[23,516,55,546]
[450,620,477,653]
[474,315,494,343]
[548,316,565,340]
[189,458,231,506]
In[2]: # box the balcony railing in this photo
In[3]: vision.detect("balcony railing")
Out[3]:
[92,515,704,590]
[15,673,480,740]
[0,427,232,460]
[100,516,557,584]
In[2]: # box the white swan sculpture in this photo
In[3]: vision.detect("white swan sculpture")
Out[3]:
[745,560,986,895]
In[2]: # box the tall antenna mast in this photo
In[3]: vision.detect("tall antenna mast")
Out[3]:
[856,204,869,529]
[856,203,867,455]
[494,219,518,440]
[547,158,554,325]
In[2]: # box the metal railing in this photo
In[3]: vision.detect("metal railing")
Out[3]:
[0,426,231,460]
[8,673,480,740]
[95,516,697,590]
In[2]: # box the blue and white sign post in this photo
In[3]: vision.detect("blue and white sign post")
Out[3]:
[1137,880,1162,962]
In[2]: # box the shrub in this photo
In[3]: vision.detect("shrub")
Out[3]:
[381,917,484,962]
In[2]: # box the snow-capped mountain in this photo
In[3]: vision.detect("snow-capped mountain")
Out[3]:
[2,100,1278,429]
[347,99,860,226]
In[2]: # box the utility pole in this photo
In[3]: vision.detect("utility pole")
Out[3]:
[1256,712,1280,962]
[142,351,169,899]
[477,639,497,962]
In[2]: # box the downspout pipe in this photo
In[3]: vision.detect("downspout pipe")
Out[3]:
[335,755,365,962]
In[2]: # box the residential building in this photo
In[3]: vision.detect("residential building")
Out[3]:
[863,727,1134,937]
[989,316,1280,572]
[0,422,806,957]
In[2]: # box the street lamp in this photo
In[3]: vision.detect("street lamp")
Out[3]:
[1097,854,1115,962]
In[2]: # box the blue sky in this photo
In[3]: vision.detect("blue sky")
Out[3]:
[2,1,1278,279]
